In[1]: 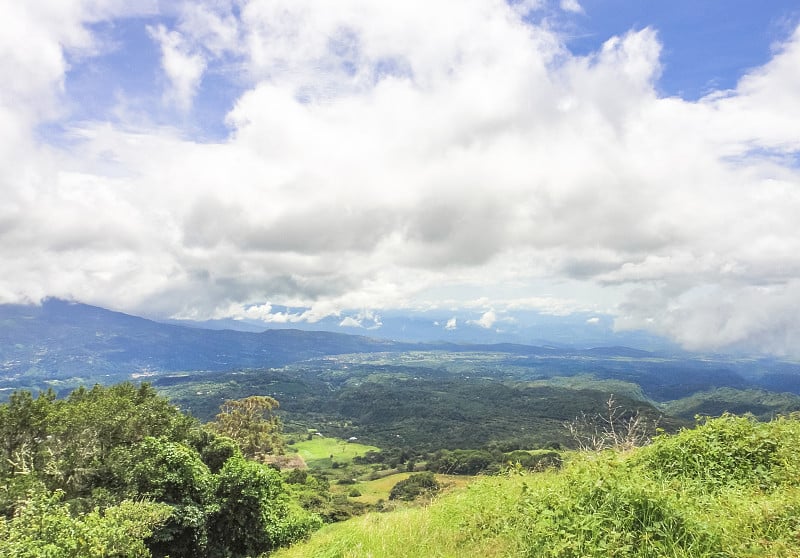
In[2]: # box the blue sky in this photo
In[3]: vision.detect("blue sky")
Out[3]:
[566,0,799,98]
[52,1,800,138]
[2,0,800,355]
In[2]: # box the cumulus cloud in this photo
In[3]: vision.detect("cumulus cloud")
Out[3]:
[445,318,458,331]
[148,24,207,111]
[339,310,383,329]
[1,0,800,356]
[469,309,498,329]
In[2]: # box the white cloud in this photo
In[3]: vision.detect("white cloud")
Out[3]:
[0,1,155,122]
[510,0,547,17]
[445,317,458,330]
[560,0,583,14]
[469,309,498,329]
[148,24,207,111]
[338,316,362,328]
[615,281,800,356]
[339,310,383,329]
[1,1,800,356]
[177,2,241,57]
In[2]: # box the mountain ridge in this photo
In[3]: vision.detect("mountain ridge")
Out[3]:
[5,299,800,406]
[1,299,672,381]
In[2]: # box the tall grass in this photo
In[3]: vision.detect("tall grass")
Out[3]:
[274,414,800,558]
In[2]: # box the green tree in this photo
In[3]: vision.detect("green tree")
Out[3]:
[208,457,321,557]
[0,490,171,558]
[0,384,323,558]
[42,383,198,499]
[389,472,440,501]
[194,431,242,473]
[110,437,213,558]
[0,389,55,478]
[208,396,285,459]
[0,389,57,517]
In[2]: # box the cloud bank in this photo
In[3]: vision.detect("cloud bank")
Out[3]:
[1,0,800,356]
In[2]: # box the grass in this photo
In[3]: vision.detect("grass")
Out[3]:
[275,415,800,558]
[330,472,473,505]
[275,476,522,558]
[286,437,380,469]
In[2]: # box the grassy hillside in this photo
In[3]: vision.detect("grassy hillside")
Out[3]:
[276,414,800,558]
[661,387,800,420]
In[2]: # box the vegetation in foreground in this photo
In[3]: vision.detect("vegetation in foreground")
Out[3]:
[5,377,800,558]
[0,384,321,557]
[276,414,800,558]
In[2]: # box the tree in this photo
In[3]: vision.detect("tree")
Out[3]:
[195,431,241,473]
[565,394,658,451]
[43,383,198,498]
[389,472,441,501]
[207,457,321,557]
[208,396,285,459]
[0,490,171,558]
[110,437,213,558]
[0,389,55,478]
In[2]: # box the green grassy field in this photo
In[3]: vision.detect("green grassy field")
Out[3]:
[330,472,473,505]
[286,437,380,468]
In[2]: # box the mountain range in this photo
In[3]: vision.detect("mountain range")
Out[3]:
[3,298,800,401]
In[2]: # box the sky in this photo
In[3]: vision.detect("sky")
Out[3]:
[1,0,800,356]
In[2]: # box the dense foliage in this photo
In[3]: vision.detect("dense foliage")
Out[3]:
[276,414,800,558]
[0,384,321,557]
[159,366,675,451]
[389,472,441,501]
[209,396,285,459]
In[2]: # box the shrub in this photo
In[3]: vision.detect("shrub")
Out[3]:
[389,472,440,501]
[633,414,794,490]
[208,457,321,557]
[427,449,494,475]
[515,462,723,558]
[504,450,562,471]
[0,490,171,558]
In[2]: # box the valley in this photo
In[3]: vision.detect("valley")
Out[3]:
[5,300,800,557]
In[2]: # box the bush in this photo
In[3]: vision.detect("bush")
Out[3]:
[197,433,241,473]
[427,449,494,475]
[389,472,440,501]
[208,457,321,556]
[514,461,723,558]
[0,490,171,558]
[504,450,562,471]
[284,468,309,485]
[110,437,213,557]
[634,414,799,490]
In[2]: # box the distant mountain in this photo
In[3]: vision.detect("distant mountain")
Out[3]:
[2,299,672,384]
[583,346,655,358]
[0,299,402,381]
[168,306,679,351]
[3,299,800,403]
